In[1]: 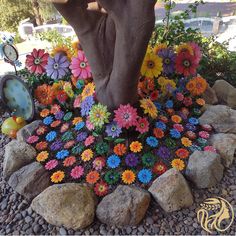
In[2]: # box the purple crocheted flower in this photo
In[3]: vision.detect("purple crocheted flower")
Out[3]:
[55,111,64,120]
[156,146,171,159]
[45,53,70,80]
[76,132,88,142]
[125,153,139,167]
[105,122,122,138]
[186,123,197,131]
[50,140,63,151]
[158,48,175,75]
[80,96,94,117]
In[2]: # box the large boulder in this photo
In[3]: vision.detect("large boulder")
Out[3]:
[96,185,150,227]
[148,168,193,212]
[8,162,50,201]
[3,140,36,180]
[199,105,236,133]
[210,133,236,167]
[17,120,42,142]
[185,151,224,188]
[212,80,236,108]
[31,183,96,230]
[202,84,218,105]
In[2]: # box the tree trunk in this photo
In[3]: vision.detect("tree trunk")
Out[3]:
[53,0,156,110]
[32,0,43,25]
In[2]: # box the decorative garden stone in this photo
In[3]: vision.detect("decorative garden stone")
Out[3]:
[210,133,236,167]
[199,105,236,133]
[3,140,36,180]
[212,80,236,109]
[8,162,50,201]
[202,84,218,105]
[148,168,193,213]
[17,120,42,142]
[31,183,96,230]
[96,185,150,227]
[185,151,224,188]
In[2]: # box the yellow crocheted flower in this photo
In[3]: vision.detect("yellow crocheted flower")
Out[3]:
[171,159,185,171]
[81,82,95,100]
[130,141,143,153]
[122,170,136,184]
[81,149,94,162]
[140,98,158,119]
[51,171,65,183]
[36,151,49,162]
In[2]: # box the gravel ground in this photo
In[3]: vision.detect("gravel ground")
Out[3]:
[0,113,235,235]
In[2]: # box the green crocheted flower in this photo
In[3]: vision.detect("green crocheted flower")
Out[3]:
[72,144,84,155]
[165,137,176,149]
[104,170,120,184]
[142,152,156,167]
[61,131,74,142]
[95,142,109,155]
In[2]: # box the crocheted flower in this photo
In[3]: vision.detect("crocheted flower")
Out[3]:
[55,111,64,120]
[27,135,39,144]
[56,150,69,160]
[153,128,164,139]
[171,159,185,171]
[130,141,143,153]
[95,142,109,155]
[173,124,184,133]
[50,104,61,115]
[186,76,207,96]
[50,140,63,151]
[176,92,184,101]
[81,149,93,162]
[196,98,205,106]
[197,138,208,147]
[135,117,149,134]
[36,151,49,162]
[86,171,100,184]
[72,117,83,125]
[185,123,196,131]
[89,103,110,128]
[146,136,158,148]
[40,109,50,118]
[175,148,189,159]
[63,112,73,122]
[70,50,92,79]
[45,160,58,170]
[104,170,120,185]
[152,162,167,175]
[61,131,74,142]
[186,131,197,140]
[125,153,139,167]
[81,83,95,100]
[155,121,166,130]
[158,48,175,75]
[63,156,76,167]
[26,48,49,74]
[43,116,53,125]
[72,144,84,155]
[142,153,156,167]
[140,98,158,119]
[46,131,57,142]
[56,90,68,103]
[189,117,199,125]
[36,141,48,151]
[122,170,136,185]
[181,137,192,147]
[171,115,182,124]
[165,138,176,148]
[51,171,65,183]
[80,96,95,117]
[51,120,61,128]
[138,169,152,184]
[170,129,181,139]
[114,104,138,129]
[107,155,121,169]
[34,84,55,106]
[183,97,193,107]
[199,131,209,139]
[64,140,75,149]
[113,144,127,156]
[36,126,47,136]
[204,146,216,153]
[76,132,88,142]
[105,122,122,138]
[156,146,171,159]
[189,145,201,152]
[71,166,84,179]
[84,135,95,147]
[74,122,85,131]
[94,181,108,196]
[86,116,95,131]
[93,157,106,171]
[46,53,70,80]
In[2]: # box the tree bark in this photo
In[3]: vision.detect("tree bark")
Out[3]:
[32,0,43,25]
[53,0,156,110]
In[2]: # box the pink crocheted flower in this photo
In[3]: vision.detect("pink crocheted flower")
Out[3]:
[135,117,149,134]
[93,157,106,171]
[173,124,184,133]
[70,166,84,179]
[204,146,216,153]
[70,50,91,79]
[114,104,138,129]
[86,116,95,131]
[199,131,210,139]
[27,135,39,144]
[45,160,58,170]
[85,135,95,147]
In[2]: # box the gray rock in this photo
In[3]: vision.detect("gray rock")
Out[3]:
[31,183,96,230]
[3,140,36,180]
[185,151,224,188]
[149,168,193,212]
[96,185,150,227]
[8,162,50,201]
[17,120,42,142]
[199,105,236,133]
[33,224,41,234]
[212,80,236,108]
[210,133,236,167]
[202,84,218,105]
[25,216,32,223]
[59,227,67,235]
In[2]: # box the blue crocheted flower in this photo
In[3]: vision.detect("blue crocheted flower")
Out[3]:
[74,122,85,131]
[189,145,201,152]
[107,155,121,169]
[56,150,69,160]
[146,136,158,147]
[165,100,173,108]
[170,129,181,139]
[105,122,122,138]
[155,121,166,130]
[186,123,196,131]
[81,96,94,117]
[138,169,152,184]
[189,117,199,125]
[46,131,57,142]
[43,116,53,125]
[76,79,85,89]
[154,102,162,110]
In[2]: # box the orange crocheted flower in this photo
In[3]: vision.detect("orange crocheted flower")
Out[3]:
[35,141,48,151]
[36,151,49,162]
[181,137,192,147]
[171,159,185,171]
[175,148,189,159]
[186,76,207,96]
[122,170,136,184]
[153,128,164,139]
[130,141,143,153]
[113,144,127,156]
[51,120,61,128]
[63,156,76,167]
[51,171,65,183]
[196,98,205,106]
[171,115,182,124]
[86,171,100,184]
[72,117,83,125]
[34,84,55,105]
[40,109,50,118]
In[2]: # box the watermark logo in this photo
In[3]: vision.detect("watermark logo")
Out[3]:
[197,197,234,234]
